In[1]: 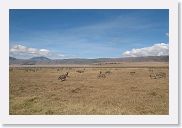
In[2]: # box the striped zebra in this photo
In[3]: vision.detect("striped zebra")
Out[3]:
[97,71,106,78]
[58,72,69,81]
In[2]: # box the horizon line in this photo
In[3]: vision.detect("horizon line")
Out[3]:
[10,55,169,60]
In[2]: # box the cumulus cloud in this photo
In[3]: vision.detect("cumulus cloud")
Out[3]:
[10,44,50,56]
[122,43,169,57]
[10,44,67,59]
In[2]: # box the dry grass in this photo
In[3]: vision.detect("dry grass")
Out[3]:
[9,62,169,115]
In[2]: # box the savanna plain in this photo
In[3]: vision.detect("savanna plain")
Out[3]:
[9,62,169,115]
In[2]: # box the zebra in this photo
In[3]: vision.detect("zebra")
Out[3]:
[149,71,157,79]
[76,70,84,73]
[151,72,166,79]
[105,71,111,75]
[58,72,69,81]
[158,72,166,78]
[130,71,135,76]
[97,71,106,78]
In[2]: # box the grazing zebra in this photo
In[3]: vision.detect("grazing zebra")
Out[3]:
[150,72,166,79]
[58,72,69,81]
[105,71,111,74]
[150,73,157,79]
[130,71,135,76]
[158,72,166,78]
[97,71,106,78]
[76,70,84,73]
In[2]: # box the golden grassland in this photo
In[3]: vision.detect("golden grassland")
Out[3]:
[9,62,169,115]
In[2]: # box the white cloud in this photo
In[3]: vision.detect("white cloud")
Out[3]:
[166,33,169,37]
[10,44,50,56]
[39,49,50,56]
[122,43,169,57]
[10,44,66,59]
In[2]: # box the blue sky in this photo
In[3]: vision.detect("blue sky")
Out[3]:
[9,9,169,59]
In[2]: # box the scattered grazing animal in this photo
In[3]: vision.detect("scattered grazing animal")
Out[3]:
[149,72,166,79]
[25,68,37,72]
[150,73,157,79]
[157,72,166,78]
[58,72,69,81]
[76,70,84,73]
[105,71,111,75]
[130,71,135,76]
[97,71,106,78]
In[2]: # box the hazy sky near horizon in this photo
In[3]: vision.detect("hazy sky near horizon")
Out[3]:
[9,9,169,59]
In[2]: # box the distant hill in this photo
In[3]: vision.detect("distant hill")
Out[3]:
[30,56,51,61]
[9,56,16,61]
[113,56,169,62]
[10,56,18,65]
[9,56,169,65]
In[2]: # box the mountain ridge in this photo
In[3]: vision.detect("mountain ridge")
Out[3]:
[30,56,52,61]
[9,56,169,65]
